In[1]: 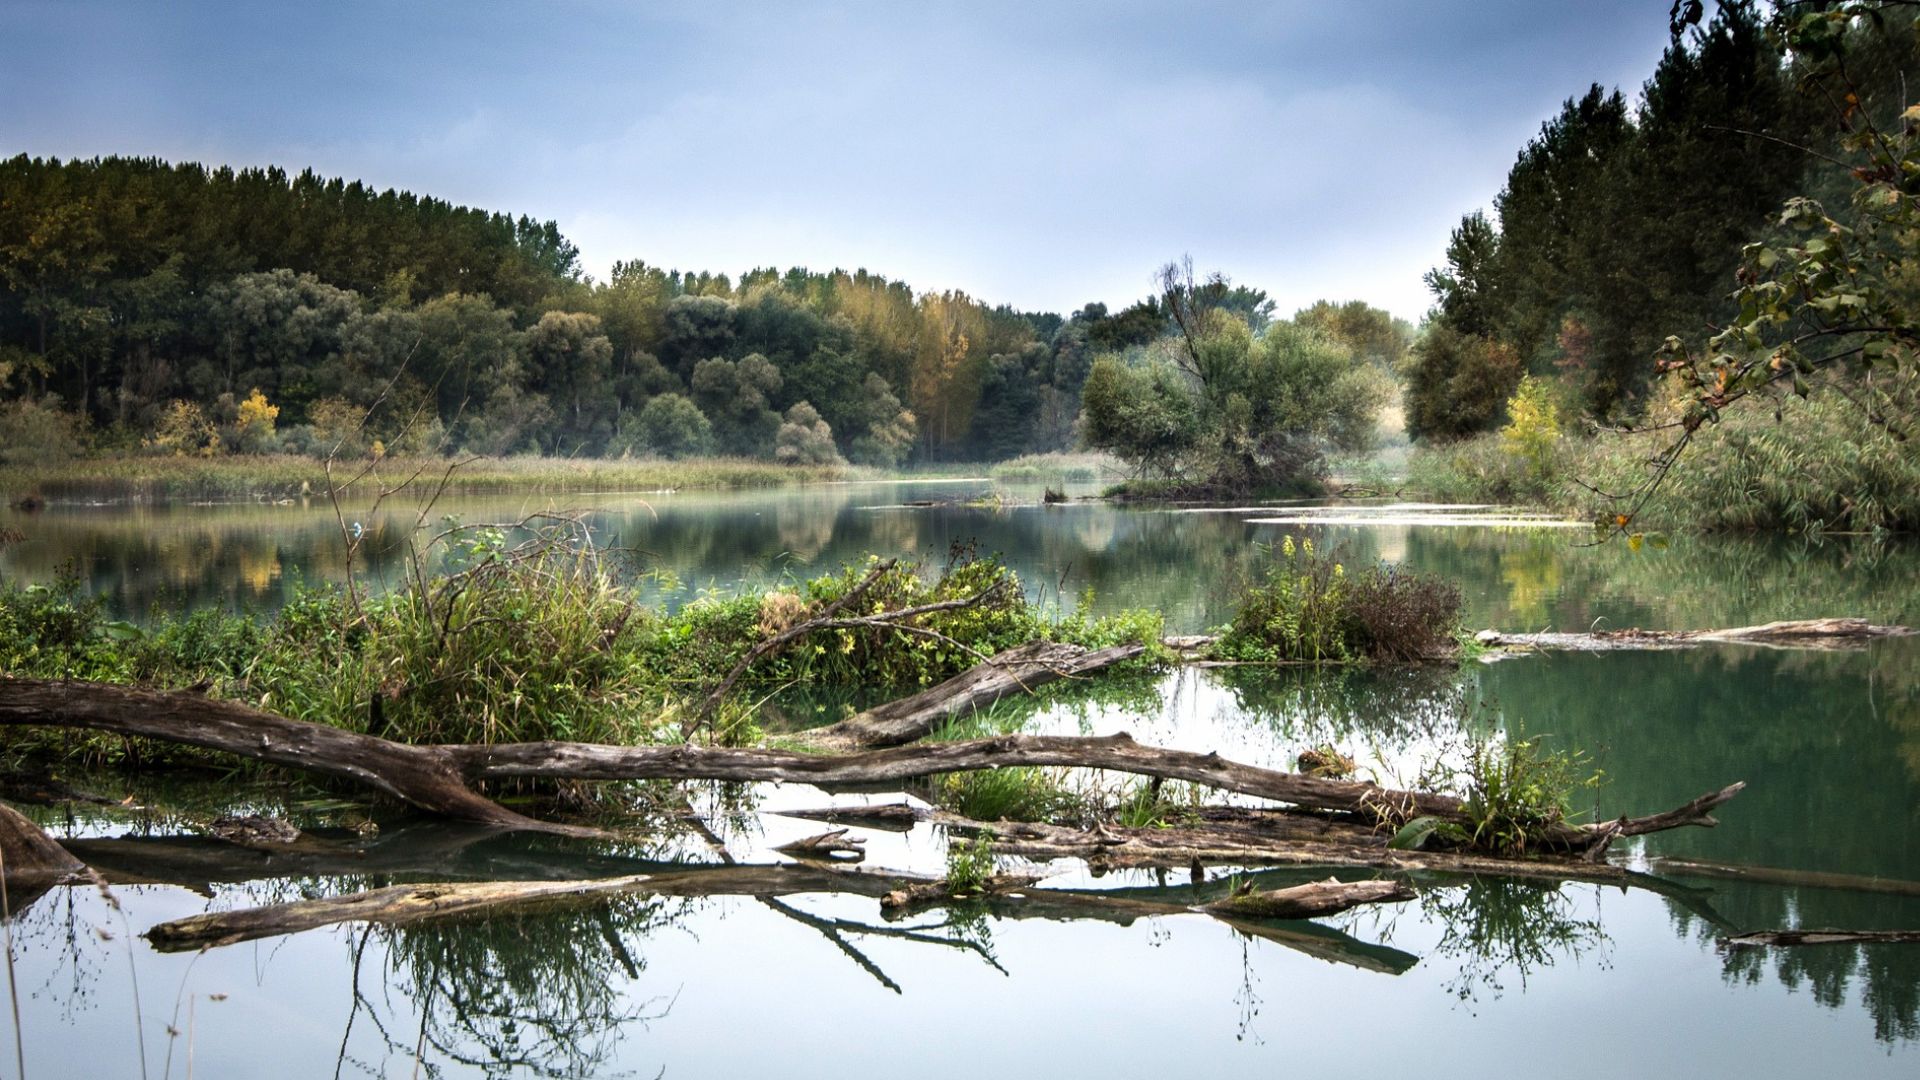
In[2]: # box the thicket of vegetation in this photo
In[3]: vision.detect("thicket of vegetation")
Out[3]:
[1214,535,1464,664]
[1402,2,1920,533]
[0,540,1163,758]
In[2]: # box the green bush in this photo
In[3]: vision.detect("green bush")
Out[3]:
[1215,535,1461,664]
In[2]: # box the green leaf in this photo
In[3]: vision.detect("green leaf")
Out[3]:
[1388,816,1446,851]
[99,620,145,642]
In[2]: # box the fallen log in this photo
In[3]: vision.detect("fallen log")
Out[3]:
[1720,929,1920,948]
[774,802,925,831]
[879,872,1044,910]
[1645,856,1920,899]
[144,875,657,950]
[0,801,87,890]
[0,678,593,837]
[775,829,867,862]
[1199,877,1416,920]
[0,679,1740,859]
[1476,617,1912,654]
[793,640,1147,751]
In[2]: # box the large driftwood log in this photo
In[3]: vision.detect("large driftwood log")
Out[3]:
[0,801,87,888]
[795,640,1148,751]
[1476,617,1912,654]
[145,876,657,950]
[1199,878,1415,920]
[0,679,1740,859]
[0,678,595,837]
[1720,929,1920,948]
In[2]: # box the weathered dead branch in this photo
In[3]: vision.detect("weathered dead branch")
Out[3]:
[1476,617,1912,654]
[0,801,87,888]
[0,679,1741,862]
[774,829,867,862]
[1199,877,1416,920]
[795,639,1147,751]
[879,873,1044,910]
[1721,929,1920,948]
[0,678,597,837]
[775,803,925,831]
[1645,856,1920,899]
[145,876,658,951]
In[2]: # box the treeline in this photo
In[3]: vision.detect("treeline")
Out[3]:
[1407,1,1916,436]
[0,154,1253,466]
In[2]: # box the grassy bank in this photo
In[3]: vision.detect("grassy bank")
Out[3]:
[0,453,873,503]
[1405,376,1920,534]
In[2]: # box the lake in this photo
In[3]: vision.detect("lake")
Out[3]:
[3,480,1917,1077]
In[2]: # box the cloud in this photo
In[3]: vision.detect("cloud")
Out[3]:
[2,0,1680,320]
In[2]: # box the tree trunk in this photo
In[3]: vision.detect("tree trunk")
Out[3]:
[0,678,1742,860]
[795,640,1147,750]
[1720,929,1920,948]
[1199,878,1415,920]
[0,801,87,887]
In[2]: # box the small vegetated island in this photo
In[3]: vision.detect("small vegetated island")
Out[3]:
[1,4,1919,1070]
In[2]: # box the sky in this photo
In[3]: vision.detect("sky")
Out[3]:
[0,0,1690,321]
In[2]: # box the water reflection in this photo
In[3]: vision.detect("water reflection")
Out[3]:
[6,488,1920,1071]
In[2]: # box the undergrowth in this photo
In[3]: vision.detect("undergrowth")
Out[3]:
[1213,535,1463,664]
[0,538,1164,766]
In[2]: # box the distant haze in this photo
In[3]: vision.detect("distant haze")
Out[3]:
[0,0,1685,319]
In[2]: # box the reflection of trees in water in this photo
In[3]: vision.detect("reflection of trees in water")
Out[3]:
[1212,665,1469,752]
[345,896,687,1079]
[1418,878,1609,1007]
[1480,645,1920,880]
[1668,885,1920,1044]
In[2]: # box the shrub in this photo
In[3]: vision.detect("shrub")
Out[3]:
[773,401,842,466]
[0,398,85,465]
[1217,535,1461,663]
[619,393,713,459]
[1403,323,1524,442]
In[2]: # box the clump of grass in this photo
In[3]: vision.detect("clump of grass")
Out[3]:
[1214,535,1461,664]
[1110,778,1203,829]
[988,452,1115,485]
[943,831,998,894]
[934,768,1087,824]
[3,535,1166,769]
[1406,726,1606,857]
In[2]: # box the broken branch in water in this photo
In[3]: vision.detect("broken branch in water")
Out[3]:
[1720,929,1920,948]
[1475,617,1912,654]
[0,678,1742,867]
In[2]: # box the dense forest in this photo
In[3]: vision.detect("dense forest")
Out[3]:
[4,153,1388,474]
[1408,1,1917,434]
[4,1,1914,506]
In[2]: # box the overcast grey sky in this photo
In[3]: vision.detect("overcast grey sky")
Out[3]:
[1,1,1687,320]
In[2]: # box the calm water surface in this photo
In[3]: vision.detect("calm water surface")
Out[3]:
[3,482,1918,1077]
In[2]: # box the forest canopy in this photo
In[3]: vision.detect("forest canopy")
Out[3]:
[0,153,1396,491]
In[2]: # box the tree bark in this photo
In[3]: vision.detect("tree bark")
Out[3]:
[793,640,1147,751]
[0,679,596,837]
[144,876,658,951]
